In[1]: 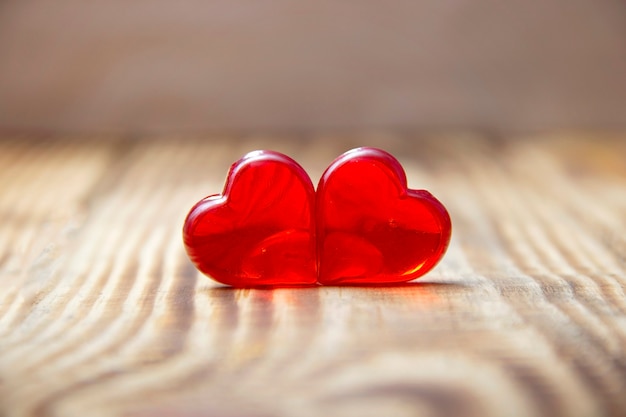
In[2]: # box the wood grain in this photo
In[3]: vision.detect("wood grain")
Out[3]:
[0,133,625,417]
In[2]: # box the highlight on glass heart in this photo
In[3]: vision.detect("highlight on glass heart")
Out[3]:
[182,148,451,287]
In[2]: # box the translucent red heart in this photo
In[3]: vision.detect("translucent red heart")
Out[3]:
[183,148,451,287]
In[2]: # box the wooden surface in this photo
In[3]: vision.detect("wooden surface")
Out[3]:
[0,133,625,417]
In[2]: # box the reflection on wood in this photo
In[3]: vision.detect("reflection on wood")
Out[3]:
[0,133,625,417]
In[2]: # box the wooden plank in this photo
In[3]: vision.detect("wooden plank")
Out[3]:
[0,133,625,417]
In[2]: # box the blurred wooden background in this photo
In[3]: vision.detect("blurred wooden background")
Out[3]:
[1,0,626,132]
[0,133,625,417]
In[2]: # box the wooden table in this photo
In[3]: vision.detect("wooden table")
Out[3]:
[1,133,625,417]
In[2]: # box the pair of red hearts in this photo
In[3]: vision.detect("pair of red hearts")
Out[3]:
[183,147,451,287]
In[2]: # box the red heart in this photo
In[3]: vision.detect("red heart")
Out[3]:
[182,150,317,287]
[316,147,451,285]
[184,148,451,287]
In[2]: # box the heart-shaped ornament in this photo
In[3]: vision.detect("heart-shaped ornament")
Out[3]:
[316,147,451,285]
[183,150,317,287]
[184,148,451,287]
